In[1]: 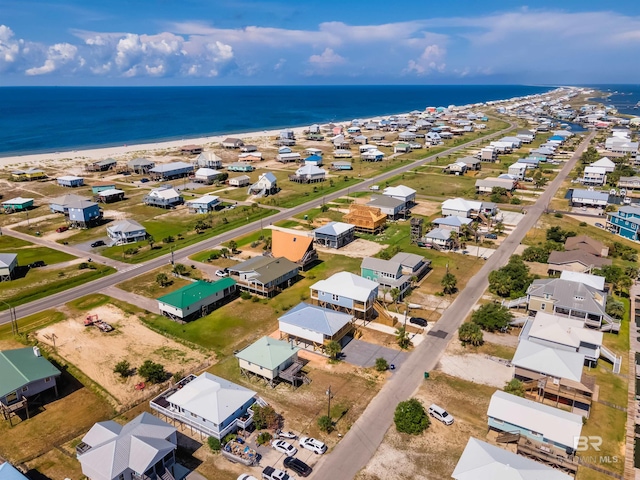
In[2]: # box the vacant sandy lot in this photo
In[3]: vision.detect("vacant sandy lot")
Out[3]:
[437,353,513,388]
[36,305,209,407]
[316,238,384,258]
[411,200,441,217]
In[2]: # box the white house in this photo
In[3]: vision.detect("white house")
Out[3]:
[424,228,453,249]
[248,172,278,197]
[293,164,327,183]
[431,216,473,233]
[279,302,354,351]
[229,175,251,187]
[570,189,609,208]
[382,185,416,205]
[507,163,528,180]
[194,168,222,183]
[143,186,183,208]
[475,177,517,194]
[582,166,607,186]
[194,152,222,169]
[185,194,220,214]
[0,253,18,281]
[361,149,385,161]
[106,219,147,245]
[591,157,615,173]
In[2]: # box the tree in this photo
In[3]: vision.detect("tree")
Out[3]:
[317,415,333,433]
[521,246,550,263]
[471,303,513,332]
[546,226,576,243]
[605,298,625,320]
[441,272,457,295]
[207,437,221,452]
[381,287,390,308]
[326,340,342,361]
[580,146,599,165]
[228,240,238,252]
[147,235,155,249]
[375,357,389,372]
[534,175,548,189]
[493,221,505,235]
[138,360,166,384]
[458,323,484,346]
[390,287,401,311]
[173,263,188,276]
[395,325,411,349]
[114,360,131,378]
[624,266,639,280]
[156,273,170,287]
[488,255,532,298]
[619,275,634,294]
[252,405,280,430]
[194,219,209,233]
[488,270,513,297]
[594,265,624,294]
[394,398,429,435]
[504,379,526,397]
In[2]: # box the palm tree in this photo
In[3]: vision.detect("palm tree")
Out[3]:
[326,340,342,361]
[493,222,505,235]
[381,287,390,308]
[147,235,155,249]
[449,231,460,250]
[390,288,401,312]
[441,272,457,295]
[395,325,411,349]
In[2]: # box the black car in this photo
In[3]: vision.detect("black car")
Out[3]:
[409,317,428,327]
[283,456,312,477]
[29,260,46,268]
[485,233,498,240]
[91,240,105,248]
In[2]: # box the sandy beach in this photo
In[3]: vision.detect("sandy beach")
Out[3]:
[0,124,325,169]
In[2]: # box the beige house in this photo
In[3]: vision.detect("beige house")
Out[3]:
[547,250,611,275]
[564,235,608,257]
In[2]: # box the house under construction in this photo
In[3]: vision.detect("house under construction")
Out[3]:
[343,204,386,233]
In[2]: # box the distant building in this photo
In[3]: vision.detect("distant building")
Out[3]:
[221,137,245,149]
[127,157,155,174]
[1,197,34,213]
[227,162,254,172]
[194,152,222,169]
[11,169,46,181]
[106,219,147,245]
[431,216,473,233]
[57,175,84,188]
[343,204,387,233]
[158,279,237,321]
[85,158,116,172]
[180,144,203,155]
[228,175,251,187]
[149,162,194,180]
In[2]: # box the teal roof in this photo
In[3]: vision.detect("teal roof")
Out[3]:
[235,336,299,370]
[0,348,61,398]
[157,279,236,310]
[0,462,29,480]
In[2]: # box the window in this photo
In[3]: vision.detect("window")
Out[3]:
[332,294,339,302]
[22,386,28,392]
[44,377,51,383]
[540,303,546,310]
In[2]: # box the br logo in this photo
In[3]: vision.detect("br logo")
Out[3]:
[575,436,602,452]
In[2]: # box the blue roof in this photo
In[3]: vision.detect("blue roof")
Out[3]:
[549,135,565,141]
[0,463,29,480]
[279,302,352,335]
[305,155,322,162]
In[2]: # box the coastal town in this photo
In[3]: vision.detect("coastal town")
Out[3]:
[1,84,640,480]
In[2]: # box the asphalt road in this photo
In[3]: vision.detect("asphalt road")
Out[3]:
[311,131,595,479]
[0,120,515,325]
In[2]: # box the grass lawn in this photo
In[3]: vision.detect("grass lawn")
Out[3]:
[294,206,345,224]
[0,310,65,341]
[116,265,195,298]
[0,264,115,311]
[257,175,362,209]
[100,205,277,263]
[579,402,626,477]
[0,235,76,265]
[384,170,478,199]
[274,219,303,229]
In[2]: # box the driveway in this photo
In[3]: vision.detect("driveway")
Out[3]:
[341,338,409,368]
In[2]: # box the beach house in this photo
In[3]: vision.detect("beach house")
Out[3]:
[157,279,237,321]
[507,163,528,180]
[127,157,155,174]
[150,373,257,440]
[310,272,378,320]
[228,175,251,187]
[0,347,61,414]
[143,186,184,208]
[97,189,125,204]
[57,175,85,188]
[49,194,102,228]
[458,156,481,170]
[382,185,416,207]
[431,216,473,233]
[1,197,34,213]
[180,144,203,155]
[582,166,607,186]
[227,162,254,172]
[424,228,453,249]
[475,177,517,194]
[271,229,318,270]
[247,172,278,197]
[85,158,117,172]
[194,152,222,169]
[0,254,18,281]
[11,169,46,181]
[289,164,326,183]
[452,438,572,480]
[235,336,303,387]
[221,137,244,149]
[441,198,496,218]
[366,196,406,219]
[149,162,194,180]
[313,221,355,249]
[194,168,222,183]
[606,204,640,241]
[546,250,611,275]
[361,257,412,301]
[91,182,116,194]
[278,303,355,353]
[76,412,186,480]
[228,257,299,298]
[570,189,609,208]
[106,219,147,245]
[361,149,384,162]
[565,235,609,257]
[185,194,220,214]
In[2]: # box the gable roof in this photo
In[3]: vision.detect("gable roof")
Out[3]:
[512,339,585,382]
[166,373,255,425]
[235,336,299,370]
[185,194,220,206]
[570,189,609,201]
[527,278,606,316]
[107,219,145,234]
[432,216,473,228]
[547,250,611,269]
[149,161,192,173]
[487,391,582,449]
[452,437,572,480]
[49,193,92,207]
[0,253,18,268]
[367,196,405,209]
[271,230,314,263]
[441,198,482,212]
[425,228,451,241]
[148,187,182,200]
[564,235,605,256]
[361,257,401,276]
[230,256,299,285]
[591,157,616,169]
[383,185,416,198]
[389,252,425,269]
[79,412,176,480]
[310,272,378,302]
[314,221,355,236]
[157,279,236,309]
[0,348,61,398]
[279,302,353,336]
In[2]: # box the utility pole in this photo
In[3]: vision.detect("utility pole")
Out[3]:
[326,385,333,419]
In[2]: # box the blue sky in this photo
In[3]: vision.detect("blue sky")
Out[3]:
[1,1,639,85]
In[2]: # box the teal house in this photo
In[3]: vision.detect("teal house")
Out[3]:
[1,197,34,212]
[235,336,302,386]
[157,279,236,321]
[606,205,640,241]
[361,257,411,301]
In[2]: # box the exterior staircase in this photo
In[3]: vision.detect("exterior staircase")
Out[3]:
[501,296,528,309]
[600,345,622,374]
[373,301,397,327]
[599,313,621,333]
[496,431,521,443]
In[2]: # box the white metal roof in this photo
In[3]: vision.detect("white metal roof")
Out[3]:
[149,187,181,199]
[58,175,83,181]
[560,271,605,291]
[591,157,615,169]
[452,437,572,480]
[195,168,221,177]
[487,390,583,449]
[512,339,585,382]
[167,372,256,425]
[441,197,482,213]
[383,185,416,198]
[314,221,354,236]
[279,302,353,336]
[107,219,145,234]
[529,312,603,348]
[186,194,220,206]
[310,272,378,303]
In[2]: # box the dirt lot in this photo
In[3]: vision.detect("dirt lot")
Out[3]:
[410,200,442,217]
[35,305,209,407]
[316,238,384,258]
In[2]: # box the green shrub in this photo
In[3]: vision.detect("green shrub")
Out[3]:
[78,262,89,269]
[394,398,429,435]
[207,437,221,452]
[138,360,166,384]
[318,415,333,433]
[222,433,237,445]
[375,357,389,372]
[240,291,252,300]
[256,432,272,446]
[114,360,131,378]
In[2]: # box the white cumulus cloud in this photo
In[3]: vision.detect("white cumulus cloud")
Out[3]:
[26,43,78,75]
[309,48,345,66]
[406,44,446,75]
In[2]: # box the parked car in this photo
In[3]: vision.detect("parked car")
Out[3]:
[29,260,46,268]
[272,439,297,456]
[485,233,498,239]
[283,457,312,477]
[595,222,604,228]
[409,317,428,327]
[298,437,327,455]
[428,404,454,426]
[140,178,150,183]
[56,226,69,233]
[90,240,105,248]
[215,269,229,277]
[276,429,297,440]
[238,475,259,480]
[262,466,294,480]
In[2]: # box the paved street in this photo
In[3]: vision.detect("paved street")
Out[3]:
[0,119,515,325]
[341,338,410,368]
[311,131,595,479]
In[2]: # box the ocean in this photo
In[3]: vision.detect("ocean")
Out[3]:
[0,85,553,157]
[588,84,640,115]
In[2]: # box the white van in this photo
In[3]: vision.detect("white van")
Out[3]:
[428,404,454,425]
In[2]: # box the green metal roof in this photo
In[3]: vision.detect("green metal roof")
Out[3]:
[157,278,236,310]
[0,348,61,398]
[235,336,299,370]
